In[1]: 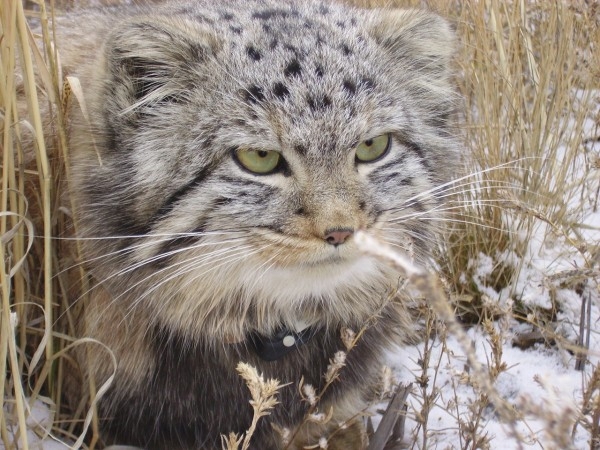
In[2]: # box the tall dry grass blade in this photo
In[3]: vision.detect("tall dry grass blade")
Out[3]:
[16,0,54,370]
[1,1,30,448]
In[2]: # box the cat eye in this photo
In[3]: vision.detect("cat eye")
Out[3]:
[355,134,391,163]
[234,148,282,174]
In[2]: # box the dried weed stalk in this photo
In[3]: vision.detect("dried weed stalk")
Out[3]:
[223,363,284,450]
[356,233,519,437]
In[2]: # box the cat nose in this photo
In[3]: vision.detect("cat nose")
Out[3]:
[324,228,354,246]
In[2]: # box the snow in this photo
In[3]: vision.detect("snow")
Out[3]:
[380,92,600,449]
[1,400,71,450]
[387,323,597,449]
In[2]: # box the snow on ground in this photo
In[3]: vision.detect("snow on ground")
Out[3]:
[1,400,71,450]
[388,319,598,449]
[383,97,600,449]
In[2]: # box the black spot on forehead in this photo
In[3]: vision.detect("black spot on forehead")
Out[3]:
[219,11,235,21]
[243,85,265,104]
[306,94,332,112]
[315,65,325,77]
[343,79,357,95]
[283,44,298,54]
[284,59,302,78]
[272,82,290,99]
[246,45,261,61]
[341,44,352,56]
[229,25,242,34]
[318,5,330,15]
[252,9,294,21]
[360,77,376,90]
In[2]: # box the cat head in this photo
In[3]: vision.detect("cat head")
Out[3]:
[69,1,459,339]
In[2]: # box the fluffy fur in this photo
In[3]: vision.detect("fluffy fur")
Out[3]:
[57,1,459,448]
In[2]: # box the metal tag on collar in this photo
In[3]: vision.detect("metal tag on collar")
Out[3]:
[250,326,315,361]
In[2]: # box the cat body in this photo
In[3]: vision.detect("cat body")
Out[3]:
[57,1,459,448]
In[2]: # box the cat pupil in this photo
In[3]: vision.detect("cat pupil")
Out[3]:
[365,139,373,146]
[258,150,268,158]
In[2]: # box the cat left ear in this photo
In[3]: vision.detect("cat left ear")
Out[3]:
[103,17,222,110]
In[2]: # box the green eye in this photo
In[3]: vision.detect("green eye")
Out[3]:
[355,134,391,163]
[235,148,281,174]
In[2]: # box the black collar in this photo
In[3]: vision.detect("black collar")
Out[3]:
[249,326,316,361]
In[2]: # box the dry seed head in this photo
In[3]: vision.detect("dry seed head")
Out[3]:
[303,437,329,449]
[341,327,356,351]
[236,362,282,416]
[302,383,317,406]
[307,407,333,424]
[271,424,291,446]
[280,427,291,445]
[325,351,347,383]
[220,432,243,450]
[308,412,326,423]
[379,365,394,399]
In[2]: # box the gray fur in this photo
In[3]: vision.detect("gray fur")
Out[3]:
[60,1,459,449]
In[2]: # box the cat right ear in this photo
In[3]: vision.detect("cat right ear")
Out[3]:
[103,17,221,112]
[367,9,456,88]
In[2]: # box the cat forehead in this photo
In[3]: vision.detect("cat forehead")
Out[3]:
[188,3,385,151]
[175,1,362,34]
[174,0,377,78]
[105,1,454,157]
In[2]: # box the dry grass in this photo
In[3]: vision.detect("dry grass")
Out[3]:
[440,1,599,320]
[1,0,599,449]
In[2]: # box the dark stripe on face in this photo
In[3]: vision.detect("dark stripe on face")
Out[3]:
[151,166,214,224]
[149,195,233,267]
[409,199,426,213]
[219,175,272,190]
[403,140,430,171]
[373,153,408,174]
[151,225,207,268]
[367,153,409,184]
[370,171,413,186]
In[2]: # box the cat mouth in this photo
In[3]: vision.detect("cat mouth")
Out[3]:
[306,253,344,266]
[302,244,361,267]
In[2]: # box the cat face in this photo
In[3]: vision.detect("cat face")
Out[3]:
[70,2,458,338]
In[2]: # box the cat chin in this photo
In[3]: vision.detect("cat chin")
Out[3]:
[241,253,385,301]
